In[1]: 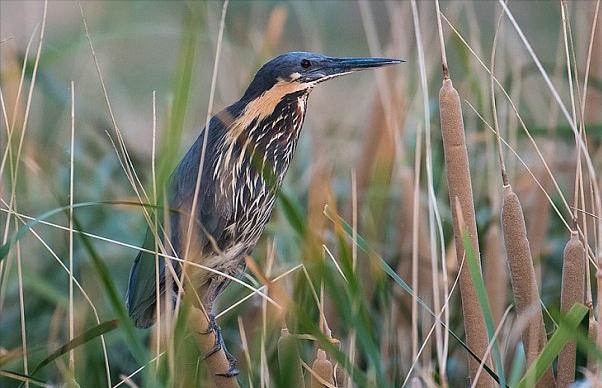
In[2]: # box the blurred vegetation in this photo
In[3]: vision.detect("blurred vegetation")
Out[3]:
[1,1,601,387]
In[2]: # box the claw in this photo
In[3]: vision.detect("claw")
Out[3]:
[218,347,239,377]
[199,314,239,377]
[216,365,240,378]
[202,318,223,360]
[199,314,218,336]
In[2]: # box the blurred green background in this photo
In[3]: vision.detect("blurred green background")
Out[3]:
[1,0,601,387]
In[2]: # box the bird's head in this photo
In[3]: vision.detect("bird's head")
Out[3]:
[241,51,403,101]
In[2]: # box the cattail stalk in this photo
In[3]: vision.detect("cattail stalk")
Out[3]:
[501,185,555,387]
[439,77,492,386]
[588,317,598,374]
[597,250,602,381]
[558,232,586,387]
[484,223,506,326]
[188,307,239,388]
[526,165,553,272]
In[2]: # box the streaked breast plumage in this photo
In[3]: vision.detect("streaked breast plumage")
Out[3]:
[214,89,308,246]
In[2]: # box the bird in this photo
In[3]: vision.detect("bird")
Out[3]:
[126,51,402,377]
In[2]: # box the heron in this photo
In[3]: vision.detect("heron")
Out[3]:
[126,51,402,377]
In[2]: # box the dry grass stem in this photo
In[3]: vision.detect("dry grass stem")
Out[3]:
[434,0,449,79]
[16,235,28,388]
[113,353,165,388]
[2,1,601,386]
[68,80,76,374]
[471,306,512,388]
[403,256,462,388]
[484,224,506,326]
[526,166,553,271]
[599,242,602,380]
[180,0,229,312]
[0,28,36,180]
[411,122,423,364]
[411,2,446,380]
[499,0,599,195]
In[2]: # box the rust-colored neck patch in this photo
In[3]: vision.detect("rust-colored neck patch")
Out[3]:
[228,80,312,140]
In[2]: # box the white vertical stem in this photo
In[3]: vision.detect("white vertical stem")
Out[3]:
[69,80,75,373]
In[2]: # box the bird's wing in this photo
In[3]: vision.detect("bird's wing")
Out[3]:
[127,118,234,328]
[169,121,234,252]
[126,229,163,328]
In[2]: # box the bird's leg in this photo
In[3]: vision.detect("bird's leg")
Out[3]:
[200,314,239,377]
[218,344,239,378]
[199,313,218,336]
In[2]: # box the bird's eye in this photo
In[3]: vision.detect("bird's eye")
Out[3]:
[300,59,311,69]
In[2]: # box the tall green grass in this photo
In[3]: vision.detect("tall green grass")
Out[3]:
[1,1,602,387]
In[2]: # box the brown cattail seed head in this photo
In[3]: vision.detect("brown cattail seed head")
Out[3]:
[501,185,554,387]
[311,349,334,388]
[439,77,493,387]
[558,232,586,388]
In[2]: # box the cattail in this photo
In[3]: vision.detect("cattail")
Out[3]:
[311,349,334,388]
[410,376,423,388]
[558,232,586,387]
[188,307,239,388]
[598,272,602,384]
[439,77,492,386]
[328,337,346,387]
[277,328,304,387]
[588,317,598,374]
[484,223,506,326]
[335,362,346,387]
[501,185,554,387]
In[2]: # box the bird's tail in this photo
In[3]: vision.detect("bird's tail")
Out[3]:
[126,233,165,329]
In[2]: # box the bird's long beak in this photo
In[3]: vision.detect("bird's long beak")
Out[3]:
[310,56,404,83]
[332,56,404,71]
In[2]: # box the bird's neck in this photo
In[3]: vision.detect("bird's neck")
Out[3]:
[232,80,311,139]
[214,90,309,198]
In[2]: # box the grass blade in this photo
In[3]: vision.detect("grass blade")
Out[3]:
[278,191,307,237]
[71,214,147,364]
[0,200,162,262]
[517,303,589,388]
[461,226,506,387]
[323,205,504,385]
[0,370,49,387]
[30,319,119,375]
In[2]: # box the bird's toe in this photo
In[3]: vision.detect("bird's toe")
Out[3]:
[202,318,223,360]
[216,366,240,378]
[199,314,218,336]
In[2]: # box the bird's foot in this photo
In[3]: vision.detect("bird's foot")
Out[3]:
[200,314,239,377]
[216,346,239,378]
[199,314,219,336]
[201,314,222,359]
[216,363,240,378]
